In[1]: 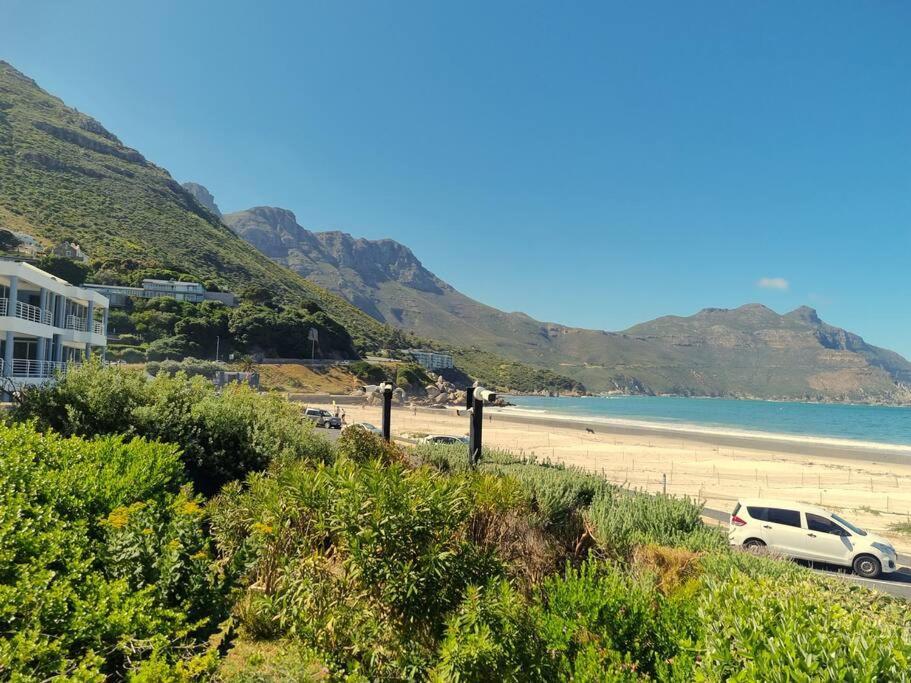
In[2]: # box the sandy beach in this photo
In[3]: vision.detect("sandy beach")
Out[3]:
[318,401,911,554]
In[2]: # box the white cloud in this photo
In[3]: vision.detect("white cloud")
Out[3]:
[757,277,789,291]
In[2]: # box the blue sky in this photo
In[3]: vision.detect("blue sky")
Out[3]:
[3,1,910,356]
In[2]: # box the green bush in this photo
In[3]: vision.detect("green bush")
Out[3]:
[695,570,911,680]
[349,360,390,384]
[146,334,200,361]
[335,424,401,464]
[14,362,331,495]
[0,422,226,679]
[210,458,504,677]
[115,346,147,363]
[432,581,555,682]
[145,356,225,379]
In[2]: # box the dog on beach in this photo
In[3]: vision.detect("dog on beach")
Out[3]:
[585,428,595,434]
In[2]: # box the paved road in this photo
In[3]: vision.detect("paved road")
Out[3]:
[703,506,911,599]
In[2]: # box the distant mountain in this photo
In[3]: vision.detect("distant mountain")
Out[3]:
[0,60,390,350]
[223,205,911,403]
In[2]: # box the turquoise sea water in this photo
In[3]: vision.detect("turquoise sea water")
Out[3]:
[505,396,911,447]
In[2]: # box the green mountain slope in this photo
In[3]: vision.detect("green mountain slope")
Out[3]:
[222,204,911,403]
[0,62,581,393]
[0,61,389,350]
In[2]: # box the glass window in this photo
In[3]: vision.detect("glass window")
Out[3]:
[746,506,768,521]
[806,513,844,535]
[766,508,801,527]
[832,513,867,536]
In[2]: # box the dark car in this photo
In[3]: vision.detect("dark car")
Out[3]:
[304,407,342,429]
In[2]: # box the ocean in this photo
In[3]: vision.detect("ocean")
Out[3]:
[505,395,911,447]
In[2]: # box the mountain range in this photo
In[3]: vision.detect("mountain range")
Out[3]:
[212,202,911,403]
[2,57,908,403]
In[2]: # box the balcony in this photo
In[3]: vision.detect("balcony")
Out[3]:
[6,359,80,378]
[0,298,53,325]
[93,320,104,335]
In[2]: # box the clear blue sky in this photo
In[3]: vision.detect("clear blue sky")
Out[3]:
[3,1,910,356]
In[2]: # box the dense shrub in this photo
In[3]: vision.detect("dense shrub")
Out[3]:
[13,362,331,494]
[335,424,402,464]
[349,359,390,384]
[695,568,911,680]
[210,459,505,677]
[146,334,200,360]
[0,422,226,679]
[146,356,225,379]
[432,581,555,682]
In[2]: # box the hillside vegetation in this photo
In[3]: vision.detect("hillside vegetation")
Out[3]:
[3,364,910,680]
[0,61,389,350]
[0,61,585,394]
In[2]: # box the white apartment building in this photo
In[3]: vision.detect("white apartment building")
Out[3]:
[0,260,108,388]
[408,349,454,371]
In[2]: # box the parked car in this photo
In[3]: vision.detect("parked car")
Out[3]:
[729,498,897,578]
[343,422,383,435]
[419,434,469,445]
[303,407,342,429]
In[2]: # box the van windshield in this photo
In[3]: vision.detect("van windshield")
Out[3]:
[831,513,867,536]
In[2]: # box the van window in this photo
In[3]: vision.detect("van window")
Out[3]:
[747,506,768,521]
[806,513,844,535]
[766,508,800,527]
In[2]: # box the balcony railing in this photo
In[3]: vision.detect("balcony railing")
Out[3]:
[16,300,53,325]
[0,298,105,336]
[9,359,80,378]
[0,298,54,325]
[66,315,88,332]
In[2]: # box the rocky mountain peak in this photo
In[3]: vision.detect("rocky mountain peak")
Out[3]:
[181,182,222,218]
[787,306,821,325]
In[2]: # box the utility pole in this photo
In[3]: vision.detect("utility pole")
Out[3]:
[308,327,319,360]
[215,335,220,362]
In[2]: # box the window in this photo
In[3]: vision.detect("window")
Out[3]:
[746,506,768,521]
[766,508,801,527]
[832,513,866,537]
[806,513,845,535]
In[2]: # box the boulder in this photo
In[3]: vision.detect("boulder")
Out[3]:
[425,385,440,399]
[434,392,449,404]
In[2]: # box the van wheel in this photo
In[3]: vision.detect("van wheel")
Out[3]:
[853,555,881,579]
[743,538,766,551]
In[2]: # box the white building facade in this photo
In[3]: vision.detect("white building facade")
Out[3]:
[408,349,454,371]
[0,260,108,388]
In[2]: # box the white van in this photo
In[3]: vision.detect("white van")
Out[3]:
[729,498,897,578]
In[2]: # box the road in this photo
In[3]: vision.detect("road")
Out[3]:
[703,506,911,599]
[313,428,911,599]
